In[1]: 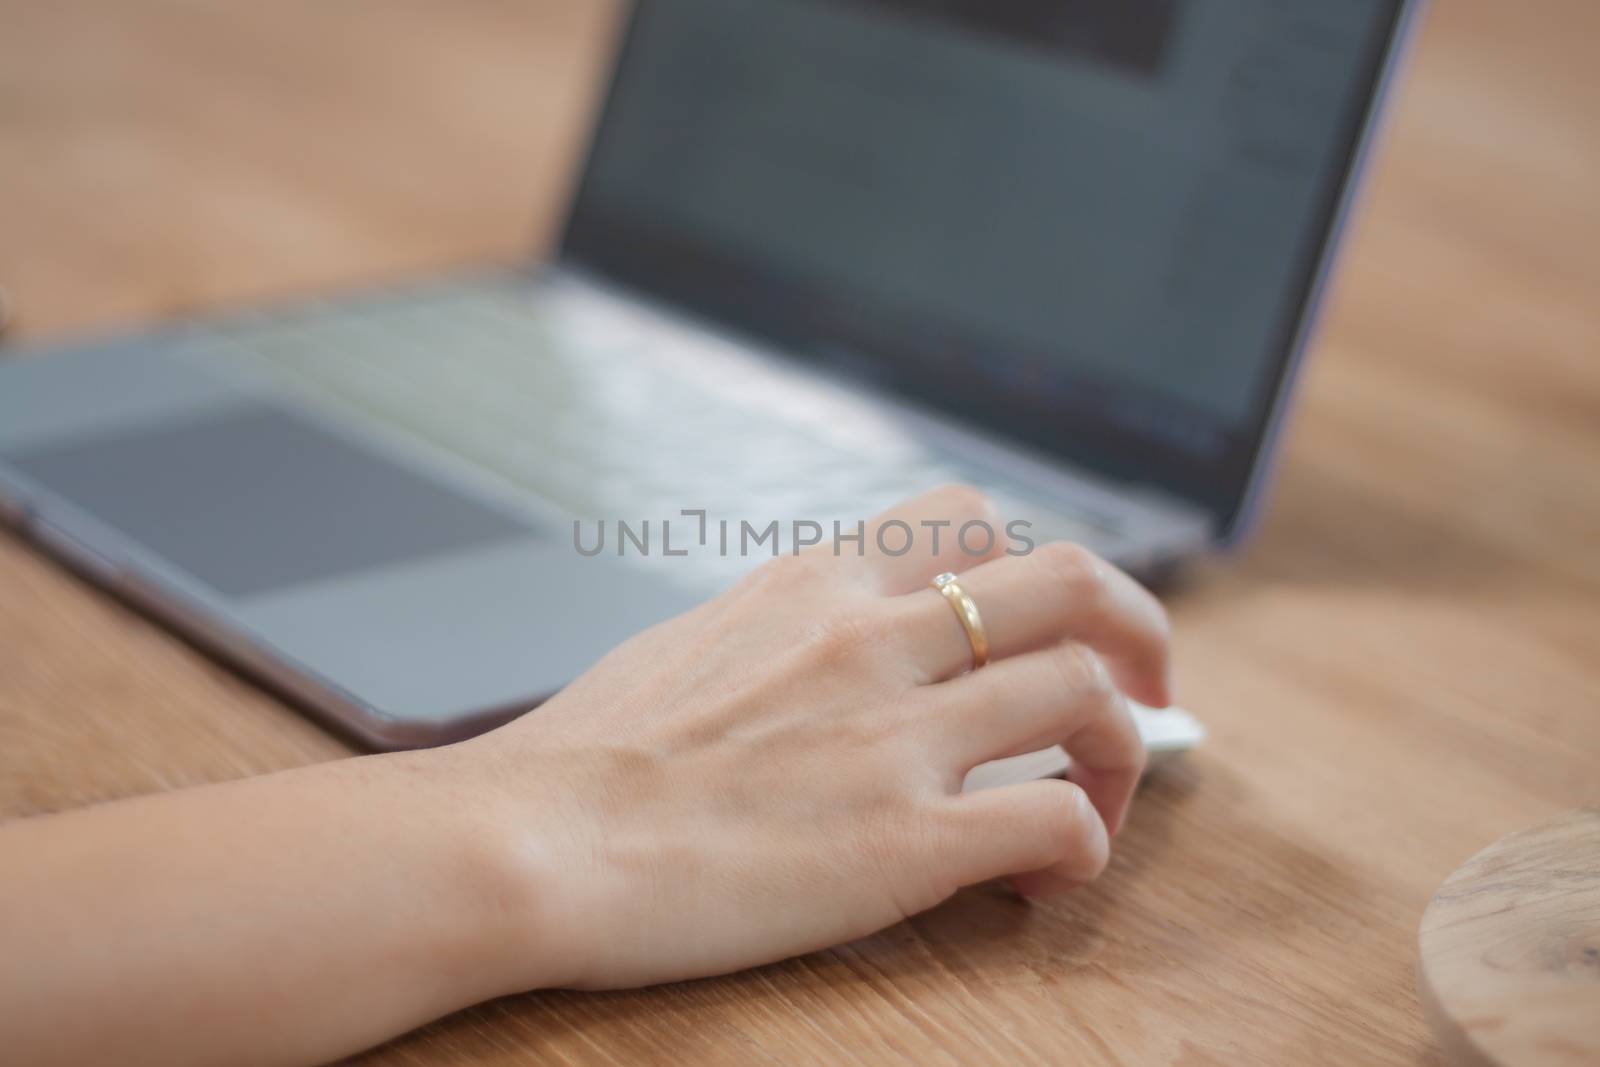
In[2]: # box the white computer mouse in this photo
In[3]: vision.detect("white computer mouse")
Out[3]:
[962,702,1205,793]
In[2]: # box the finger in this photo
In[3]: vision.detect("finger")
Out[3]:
[936,779,1110,896]
[922,642,1144,834]
[891,541,1171,706]
[857,484,1006,595]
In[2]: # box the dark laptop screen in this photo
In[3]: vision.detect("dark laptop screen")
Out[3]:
[561,0,1405,528]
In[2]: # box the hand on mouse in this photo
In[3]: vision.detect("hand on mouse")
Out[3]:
[454,484,1172,992]
[0,485,1170,1067]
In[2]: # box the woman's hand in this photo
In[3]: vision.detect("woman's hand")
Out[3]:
[0,486,1170,1066]
[461,485,1172,992]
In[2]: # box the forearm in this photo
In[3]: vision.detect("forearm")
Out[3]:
[0,748,550,1067]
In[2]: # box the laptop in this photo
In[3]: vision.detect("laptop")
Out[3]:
[0,0,1417,752]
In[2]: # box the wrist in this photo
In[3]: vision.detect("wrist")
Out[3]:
[386,743,590,996]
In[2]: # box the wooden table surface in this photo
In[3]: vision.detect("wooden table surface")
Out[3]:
[2,2,1597,1064]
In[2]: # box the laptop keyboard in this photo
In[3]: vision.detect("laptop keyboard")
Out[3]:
[191,275,1124,586]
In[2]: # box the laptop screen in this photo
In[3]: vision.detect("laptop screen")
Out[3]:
[561,0,1406,529]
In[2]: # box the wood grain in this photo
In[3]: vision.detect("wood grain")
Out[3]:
[1418,808,1600,1067]
[1,1,1598,1064]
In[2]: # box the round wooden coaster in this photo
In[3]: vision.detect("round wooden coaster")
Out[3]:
[1418,807,1600,1067]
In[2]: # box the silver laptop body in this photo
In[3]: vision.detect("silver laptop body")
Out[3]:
[0,0,1418,748]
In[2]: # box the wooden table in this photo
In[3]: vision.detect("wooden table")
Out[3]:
[2,2,1596,1063]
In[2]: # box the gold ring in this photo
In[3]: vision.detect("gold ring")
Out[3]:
[931,572,989,671]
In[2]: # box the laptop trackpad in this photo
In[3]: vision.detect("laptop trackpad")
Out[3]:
[4,401,537,598]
